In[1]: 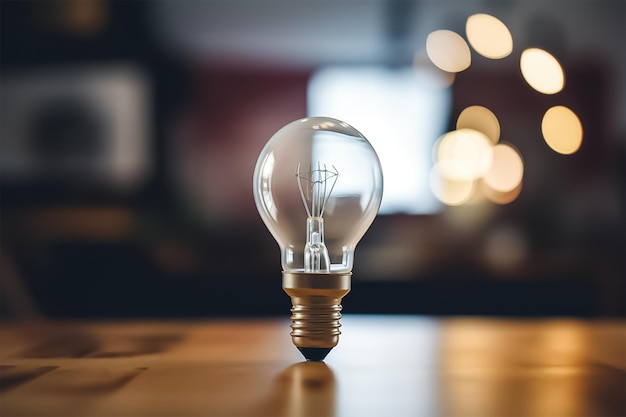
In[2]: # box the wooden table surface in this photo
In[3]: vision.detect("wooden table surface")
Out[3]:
[1,316,624,417]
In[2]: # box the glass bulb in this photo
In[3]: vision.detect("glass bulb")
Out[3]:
[253,117,383,361]
[254,117,383,274]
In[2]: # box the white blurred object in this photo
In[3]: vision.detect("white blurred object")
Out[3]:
[308,66,450,214]
[0,65,151,190]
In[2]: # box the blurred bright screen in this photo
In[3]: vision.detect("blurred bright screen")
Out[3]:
[308,66,451,214]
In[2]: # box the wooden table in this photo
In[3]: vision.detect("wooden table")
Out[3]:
[1,316,624,417]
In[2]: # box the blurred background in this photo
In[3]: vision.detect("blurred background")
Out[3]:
[1,0,624,320]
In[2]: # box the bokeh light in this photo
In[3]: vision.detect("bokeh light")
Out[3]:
[429,166,475,206]
[435,129,493,181]
[466,14,513,59]
[426,30,471,73]
[413,49,455,89]
[520,48,565,94]
[541,106,583,154]
[456,105,501,145]
[482,179,523,205]
[432,123,524,205]
[482,143,524,193]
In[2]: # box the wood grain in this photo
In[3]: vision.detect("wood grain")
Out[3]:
[1,316,624,417]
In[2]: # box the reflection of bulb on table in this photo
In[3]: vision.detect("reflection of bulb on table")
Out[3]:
[253,117,383,361]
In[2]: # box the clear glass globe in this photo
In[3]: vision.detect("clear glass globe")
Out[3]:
[253,117,383,274]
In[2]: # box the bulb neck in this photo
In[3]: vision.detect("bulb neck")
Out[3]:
[282,272,351,360]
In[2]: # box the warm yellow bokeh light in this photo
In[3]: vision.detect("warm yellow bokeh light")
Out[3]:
[426,30,471,73]
[483,143,524,193]
[435,129,493,181]
[520,48,565,94]
[456,105,501,144]
[482,179,523,204]
[466,14,513,59]
[413,49,455,89]
[542,106,583,155]
[429,166,475,206]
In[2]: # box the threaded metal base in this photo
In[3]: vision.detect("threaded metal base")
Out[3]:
[282,272,351,357]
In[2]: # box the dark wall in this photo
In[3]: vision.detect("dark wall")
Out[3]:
[1,1,624,320]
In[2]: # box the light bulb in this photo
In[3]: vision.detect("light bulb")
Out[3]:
[253,117,383,361]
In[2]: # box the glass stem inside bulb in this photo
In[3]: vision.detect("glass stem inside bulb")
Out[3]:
[304,216,331,273]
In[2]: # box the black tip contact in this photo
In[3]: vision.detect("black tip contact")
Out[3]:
[297,347,333,361]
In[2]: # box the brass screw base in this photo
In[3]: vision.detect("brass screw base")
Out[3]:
[282,272,351,353]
